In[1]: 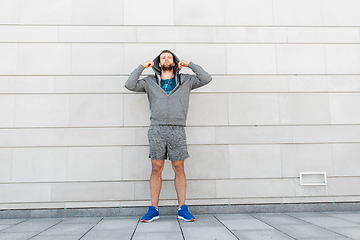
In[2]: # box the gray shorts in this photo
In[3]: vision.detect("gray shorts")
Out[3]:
[148,125,190,161]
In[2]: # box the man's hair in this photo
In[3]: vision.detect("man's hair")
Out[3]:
[159,50,174,60]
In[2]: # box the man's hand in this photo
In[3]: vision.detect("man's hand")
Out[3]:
[142,61,154,68]
[178,60,190,69]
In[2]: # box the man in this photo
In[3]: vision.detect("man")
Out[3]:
[125,50,212,222]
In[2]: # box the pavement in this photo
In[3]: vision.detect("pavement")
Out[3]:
[0,211,360,240]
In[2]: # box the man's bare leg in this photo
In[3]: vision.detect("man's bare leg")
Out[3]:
[171,160,186,207]
[150,159,165,209]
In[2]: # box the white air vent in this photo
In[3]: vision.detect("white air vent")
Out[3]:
[299,172,327,186]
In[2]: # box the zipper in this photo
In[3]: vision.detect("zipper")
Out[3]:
[150,73,181,96]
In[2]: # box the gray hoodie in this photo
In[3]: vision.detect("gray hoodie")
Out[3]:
[125,51,212,126]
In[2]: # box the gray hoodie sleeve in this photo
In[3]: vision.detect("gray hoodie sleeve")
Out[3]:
[124,64,146,92]
[188,62,212,90]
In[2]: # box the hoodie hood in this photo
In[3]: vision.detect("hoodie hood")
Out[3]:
[152,50,181,75]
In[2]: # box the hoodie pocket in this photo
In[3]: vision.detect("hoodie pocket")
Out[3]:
[169,98,186,120]
[150,98,166,120]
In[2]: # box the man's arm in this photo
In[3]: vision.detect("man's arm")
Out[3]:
[124,61,154,92]
[179,60,212,90]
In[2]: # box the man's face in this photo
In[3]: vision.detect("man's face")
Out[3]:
[159,52,174,71]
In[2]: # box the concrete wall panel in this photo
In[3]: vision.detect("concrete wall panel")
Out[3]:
[321,0,360,26]
[51,182,135,201]
[0,129,55,147]
[224,0,273,25]
[325,44,360,74]
[0,44,18,75]
[72,0,124,25]
[174,0,224,26]
[229,145,282,179]
[281,144,334,177]
[176,44,227,75]
[293,125,360,143]
[228,93,280,125]
[54,128,136,146]
[71,44,124,75]
[17,44,71,75]
[55,76,127,94]
[0,183,51,203]
[273,0,322,26]
[0,0,20,24]
[123,94,150,127]
[216,179,296,198]
[15,94,70,127]
[124,0,174,26]
[69,94,123,127]
[329,94,360,124]
[67,147,122,181]
[187,94,228,126]
[279,93,331,125]
[0,95,15,127]
[20,0,72,24]
[287,27,360,43]
[1,0,360,209]
[11,148,68,182]
[59,26,136,43]
[227,44,277,74]
[0,149,12,183]
[276,44,326,74]
[186,145,230,180]
[332,144,360,177]
[0,26,58,42]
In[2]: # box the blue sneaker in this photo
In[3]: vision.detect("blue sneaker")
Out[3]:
[178,205,195,222]
[141,206,159,222]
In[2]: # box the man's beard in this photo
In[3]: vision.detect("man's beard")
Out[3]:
[161,63,173,71]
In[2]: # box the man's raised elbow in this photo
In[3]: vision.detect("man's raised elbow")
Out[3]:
[206,74,212,83]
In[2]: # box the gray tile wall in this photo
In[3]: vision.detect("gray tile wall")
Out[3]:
[0,0,360,210]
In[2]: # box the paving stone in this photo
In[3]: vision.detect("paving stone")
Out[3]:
[329,227,360,239]
[179,215,221,228]
[300,216,359,228]
[2,220,61,233]
[295,238,351,240]
[182,226,238,240]
[214,214,253,220]
[38,223,95,236]
[252,213,307,225]
[136,217,180,233]
[60,217,102,224]
[92,217,138,230]
[327,213,360,224]
[0,232,39,240]
[287,212,328,218]
[132,231,183,240]
[30,235,83,240]
[81,229,133,240]
[0,219,26,225]
[233,229,294,240]
[0,211,359,240]
[275,224,347,239]
[218,218,274,231]
[0,225,12,231]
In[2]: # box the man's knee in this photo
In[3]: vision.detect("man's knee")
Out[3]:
[152,160,164,173]
[172,160,185,173]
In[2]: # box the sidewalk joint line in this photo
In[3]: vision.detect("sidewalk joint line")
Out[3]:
[78,217,104,239]
[250,213,297,240]
[0,219,28,233]
[177,217,186,240]
[285,212,355,239]
[129,217,141,240]
[213,214,240,240]
[27,218,66,239]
